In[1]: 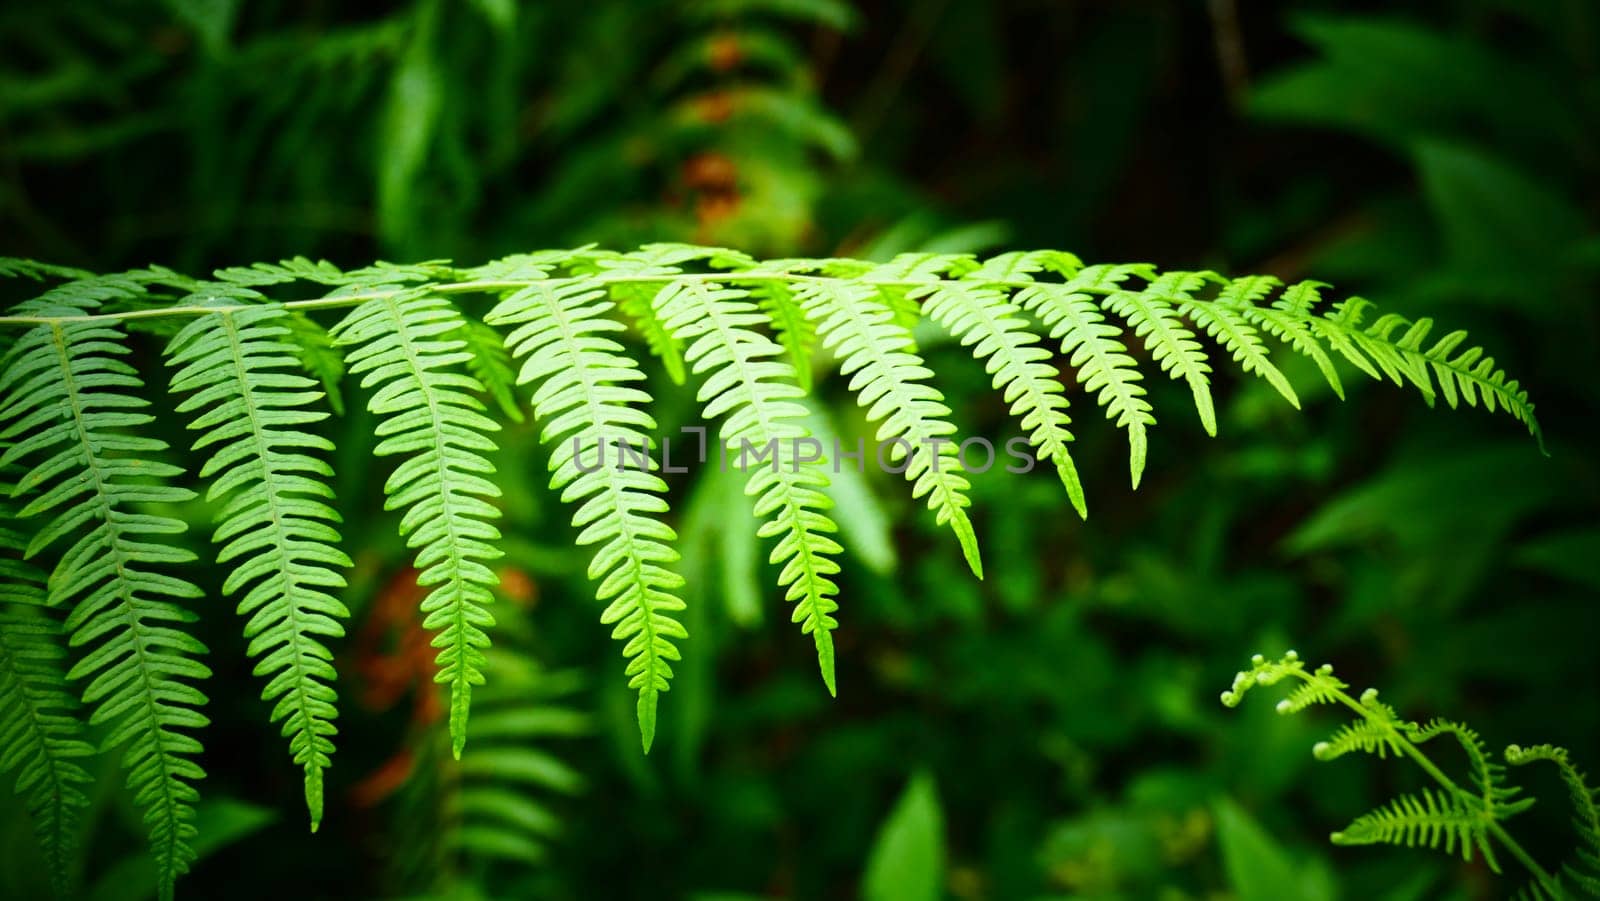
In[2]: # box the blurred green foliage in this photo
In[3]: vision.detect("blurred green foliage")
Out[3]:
[0,0,1596,899]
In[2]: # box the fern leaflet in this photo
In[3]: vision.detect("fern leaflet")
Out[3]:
[920,279,1087,518]
[794,278,981,577]
[1332,787,1495,867]
[652,276,845,693]
[167,296,351,830]
[485,276,686,751]
[332,288,502,758]
[0,282,208,901]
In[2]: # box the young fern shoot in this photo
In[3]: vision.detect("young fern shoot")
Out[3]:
[1223,652,1599,897]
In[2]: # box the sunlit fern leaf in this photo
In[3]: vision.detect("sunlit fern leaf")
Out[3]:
[652,277,844,693]
[1295,290,1542,448]
[1102,271,1218,437]
[793,278,981,577]
[0,283,208,901]
[331,288,502,759]
[919,279,1087,518]
[485,278,685,752]
[1177,277,1302,410]
[1219,275,1345,400]
[0,518,93,898]
[1506,744,1600,897]
[1016,277,1154,488]
[166,296,351,831]
[753,280,817,392]
[1332,787,1497,870]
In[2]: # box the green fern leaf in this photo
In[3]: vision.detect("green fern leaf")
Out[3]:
[331,288,502,759]
[1178,280,1302,409]
[486,279,686,752]
[1218,276,1345,400]
[1332,787,1496,870]
[0,518,93,898]
[793,278,982,577]
[0,282,208,901]
[1103,271,1218,437]
[920,279,1087,518]
[1017,277,1154,488]
[167,297,351,830]
[652,278,844,693]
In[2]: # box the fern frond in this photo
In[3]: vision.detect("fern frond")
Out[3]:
[793,278,982,577]
[1331,787,1496,870]
[1102,271,1218,437]
[1015,273,1153,488]
[919,279,1086,518]
[1313,295,1542,448]
[0,281,208,901]
[0,518,93,897]
[167,296,351,830]
[652,277,844,693]
[1179,283,1302,409]
[485,279,686,751]
[331,288,502,758]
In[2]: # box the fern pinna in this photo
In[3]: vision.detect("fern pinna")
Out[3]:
[1224,652,1600,898]
[0,245,1541,896]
